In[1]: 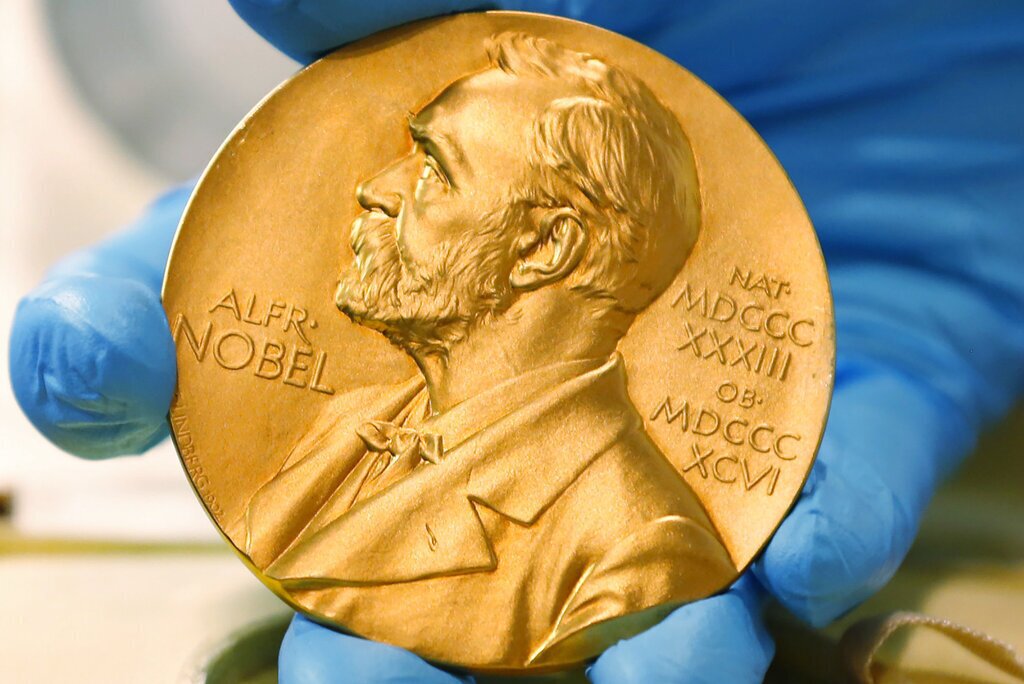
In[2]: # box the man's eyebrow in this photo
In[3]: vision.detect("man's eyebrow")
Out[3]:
[407,115,465,168]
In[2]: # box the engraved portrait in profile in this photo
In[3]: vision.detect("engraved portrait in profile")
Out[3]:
[243,33,736,668]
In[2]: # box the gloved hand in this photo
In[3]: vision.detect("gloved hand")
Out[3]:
[11,1,1024,682]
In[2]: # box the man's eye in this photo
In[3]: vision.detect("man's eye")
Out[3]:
[420,157,447,186]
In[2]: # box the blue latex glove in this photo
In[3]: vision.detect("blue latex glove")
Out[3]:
[11,1,1024,682]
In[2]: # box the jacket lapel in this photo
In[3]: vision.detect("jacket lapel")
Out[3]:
[267,462,497,585]
[244,375,424,568]
[265,355,639,586]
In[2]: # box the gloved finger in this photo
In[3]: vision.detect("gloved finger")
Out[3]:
[227,0,725,65]
[587,575,773,684]
[227,0,487,63]
[9,184,193,459]
[753,357,975,627]
[279,613,474,684]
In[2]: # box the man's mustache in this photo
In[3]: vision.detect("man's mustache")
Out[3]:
[349,210,399,279]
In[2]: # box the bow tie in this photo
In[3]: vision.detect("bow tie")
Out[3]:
[356,420,444,465]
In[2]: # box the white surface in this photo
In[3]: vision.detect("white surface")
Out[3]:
[0,553,288,683]
[11,442,219,541]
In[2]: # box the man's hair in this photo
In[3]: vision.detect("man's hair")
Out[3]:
[487,33,701,316]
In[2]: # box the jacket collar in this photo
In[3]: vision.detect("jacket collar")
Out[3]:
[460,353,638,524]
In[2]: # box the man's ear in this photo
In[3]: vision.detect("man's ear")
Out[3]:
[510,208,589,291]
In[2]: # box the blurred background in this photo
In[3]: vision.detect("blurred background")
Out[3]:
[0,0,295,541]
[0,1,295,680]
[2,1,1022,683]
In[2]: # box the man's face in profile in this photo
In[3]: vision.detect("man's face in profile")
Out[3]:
[335,70,559,351]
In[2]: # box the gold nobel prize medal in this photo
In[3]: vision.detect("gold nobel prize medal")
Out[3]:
[163,11,834,674]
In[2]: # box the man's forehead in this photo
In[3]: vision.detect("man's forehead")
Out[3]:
[413,69,562,137]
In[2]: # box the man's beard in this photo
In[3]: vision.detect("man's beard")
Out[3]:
[334,207,520,357]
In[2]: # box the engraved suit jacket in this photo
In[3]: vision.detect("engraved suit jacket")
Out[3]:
[243,353,736,669]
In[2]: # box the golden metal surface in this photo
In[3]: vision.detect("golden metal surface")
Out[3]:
[163,11,834,673]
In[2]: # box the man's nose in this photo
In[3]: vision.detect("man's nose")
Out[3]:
[356,161,404,217]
